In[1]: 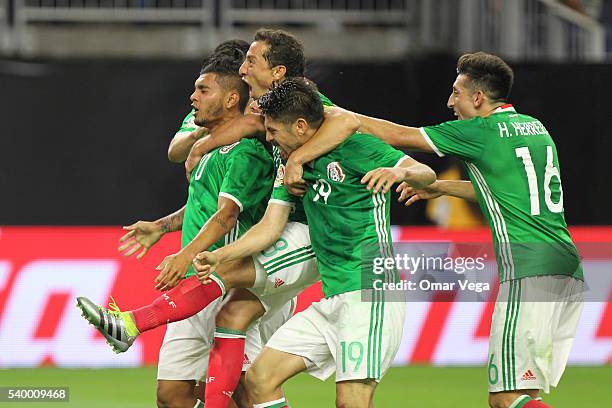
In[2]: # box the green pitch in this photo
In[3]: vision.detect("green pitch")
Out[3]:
[0,366,608,407]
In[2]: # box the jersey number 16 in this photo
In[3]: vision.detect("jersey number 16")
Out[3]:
[515,145,563,216]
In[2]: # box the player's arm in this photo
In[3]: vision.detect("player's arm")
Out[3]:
[192,203,291,283]
[398,179,477,206]
[285,106,361,195]
[362,156,437,194]
[168,127,208,163]
[118,206,185,259]
[154,196,240,290]
[185,114,265,179]
[356,113,434,152]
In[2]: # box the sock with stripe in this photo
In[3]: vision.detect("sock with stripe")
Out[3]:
[130,275,225,334]
[253,397,288,408]
[509,395,551,408]
[204,328,246,408]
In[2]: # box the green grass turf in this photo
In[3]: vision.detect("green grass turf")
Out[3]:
[0,366,608,407]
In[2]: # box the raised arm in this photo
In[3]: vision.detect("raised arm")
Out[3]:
[285,106,360,195]
[356,113,434,152]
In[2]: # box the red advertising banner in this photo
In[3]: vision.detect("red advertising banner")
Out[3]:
[0,226,609,367]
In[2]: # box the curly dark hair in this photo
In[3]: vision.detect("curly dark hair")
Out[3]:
[258,78,323,126]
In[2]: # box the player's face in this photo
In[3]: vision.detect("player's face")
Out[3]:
[239,41,276,99]
[447,74,478,120]
[190,73,226,128]
[264,117,301,159]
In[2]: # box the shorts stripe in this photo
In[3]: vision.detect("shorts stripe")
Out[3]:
[510,280,522,390]
[265,253,316,276]
[262,246,313,268]
[502,280,521,391]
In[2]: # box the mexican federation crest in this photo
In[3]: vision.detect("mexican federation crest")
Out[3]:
[274,164,286,188]
[327,161,345,182]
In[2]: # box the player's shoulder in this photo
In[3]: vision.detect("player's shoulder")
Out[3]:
[222,137,272,161]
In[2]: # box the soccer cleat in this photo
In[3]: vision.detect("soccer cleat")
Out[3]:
[76,296,138,353]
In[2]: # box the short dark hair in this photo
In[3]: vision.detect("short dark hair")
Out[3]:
[200,39,249,71]
[457,52,514,102]
[254,29,305,78]
[258,78,323,127]
[201,52,250,112]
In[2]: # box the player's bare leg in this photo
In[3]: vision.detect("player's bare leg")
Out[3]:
[246,348,307,406]
[216,288,266,331]
[489,390,543,408]
[156,379,198,408]
[336,379,377,408]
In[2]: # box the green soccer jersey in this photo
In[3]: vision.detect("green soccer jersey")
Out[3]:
[176,110,197,135]
[421,105,582,282]
[271,92,335,224]
[182,138,274,277]
[272,133,407,297]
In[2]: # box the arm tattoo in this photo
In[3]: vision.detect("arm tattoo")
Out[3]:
[159,208,184,233]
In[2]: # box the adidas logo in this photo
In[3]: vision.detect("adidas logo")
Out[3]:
[243,354,251,365]
[274,278,285,288]
[521,370,536,381]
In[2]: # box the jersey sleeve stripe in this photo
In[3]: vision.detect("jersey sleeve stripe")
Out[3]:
[219,192,244,212]
[419,127,445,157]
[393,155,410,168]
[466,163,515,281]
[269,199,295,208]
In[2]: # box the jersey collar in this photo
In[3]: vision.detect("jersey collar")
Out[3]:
[493,104,516,113]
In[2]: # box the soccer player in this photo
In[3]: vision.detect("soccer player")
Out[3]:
[226,78,435,408]
[346,52,584,408]
[78,51,276,408]
[183,28,357,180]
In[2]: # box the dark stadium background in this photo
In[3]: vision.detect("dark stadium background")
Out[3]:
[1,57,610,226]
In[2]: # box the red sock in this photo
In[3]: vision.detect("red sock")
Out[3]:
[131,275,223,333]
[524,401,552,408]
[204,329,246,408]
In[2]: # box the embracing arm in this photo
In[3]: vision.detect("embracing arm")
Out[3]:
[168,127,208,163]
[398,180,477,207]
[185,114,265,178]
[356,113,433,152]
[362,156,436,194]
[288,106,360,167]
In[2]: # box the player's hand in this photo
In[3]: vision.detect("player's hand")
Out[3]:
[154,252,191,291]
[192,251,219,285]
[118,221,164,259]
[284,159,307,196]
[185,150,202,182]
[361,167,409,194]
[397,181,443,206]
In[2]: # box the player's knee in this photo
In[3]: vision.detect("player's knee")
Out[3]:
[245,363,275,395]
[336,395,370,408]
[488,392,513,408]
[156,383,190,408]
